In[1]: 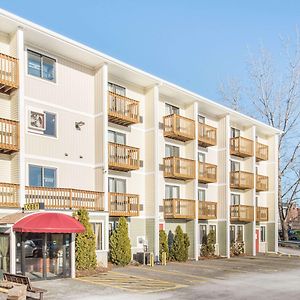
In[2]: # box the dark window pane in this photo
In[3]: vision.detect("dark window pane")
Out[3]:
[42,56,56,82]
[44,168,56,187]
[29,165,42,186]
[44,112,56,137]
[28,51,41,78]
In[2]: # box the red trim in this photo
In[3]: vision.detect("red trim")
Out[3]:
[13,212,85,233]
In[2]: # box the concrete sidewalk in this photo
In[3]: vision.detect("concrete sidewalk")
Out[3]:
[278,246,300,256]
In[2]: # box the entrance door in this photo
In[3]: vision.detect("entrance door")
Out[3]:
[16,233,71,280]
[256,229,260,253]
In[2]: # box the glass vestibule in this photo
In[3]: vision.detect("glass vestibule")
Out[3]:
[16,233,71,280]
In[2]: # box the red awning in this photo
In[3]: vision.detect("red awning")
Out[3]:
[13,212,85,233]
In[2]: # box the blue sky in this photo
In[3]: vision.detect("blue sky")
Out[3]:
[0,0,299,101]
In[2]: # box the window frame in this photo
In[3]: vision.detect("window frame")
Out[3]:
[165,103,180,115]
[108,177,126,193]
[165,184,180,199]
[28,164,57,188]
[198,189,206,201]
[108,82,126,96]
[260,226,266,243]
[231,127,240,138]
[92,222,104,251]
[230,193,241,205]
[108,130,126,145]
[199,224,207,245]
[165,144,180,157]
[27,49,56,83]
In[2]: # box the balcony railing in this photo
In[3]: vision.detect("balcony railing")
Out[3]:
[164,198,195,219]
[256,142,268,161]
[108,142,140,172]
[198,123,217,147]
[0,182,19,208]
[108,91,139,126]
[25,186,104,211]
[198,201,217,220]
[163,114,195,142]
[230,205,254,222]
[109,192,139,217]
[164,157,195,180]
[256,175,269,192]
[230,136,254,158]
[198,162,217,184]
[256,207,269,222]
[230,171,254,190]
[0,53,19,95]
[0,118,19,154]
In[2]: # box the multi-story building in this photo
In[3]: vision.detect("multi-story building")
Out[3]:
[0,9,280,280]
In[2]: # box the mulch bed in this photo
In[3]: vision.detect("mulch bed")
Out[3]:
[76,266,111,277]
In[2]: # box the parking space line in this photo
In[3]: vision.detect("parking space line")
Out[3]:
[126,266,215,282]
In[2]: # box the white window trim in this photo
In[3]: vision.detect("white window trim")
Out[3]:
[260,225,267,243]
[91,220,104,251]
[25,47,58,85]
[165,184,180,199]
[27,163,58,187]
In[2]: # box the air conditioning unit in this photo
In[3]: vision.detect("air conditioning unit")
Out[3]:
[28,110,45,131]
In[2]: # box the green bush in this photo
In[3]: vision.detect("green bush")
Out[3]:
[170,226,190,262]
[230,240,245,256]
[200,231,216,257]
[109,217,131,266]
[73,209,97,270]
[159,230,169,261]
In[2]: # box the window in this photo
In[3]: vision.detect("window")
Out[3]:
[209,225,217,244]
[198,189,206,201]
[44,112,57,137]
[28,110,57,137]
[165,103,179,115]
[230,225,236,243]
[28,50,56,82]
[108,82,126,96]
[231,127,240,138]
[260,226,266,242]
[230,194,240,205]
[230,160,240,172]
[29,165,57,187]
[109,221,118,236]
[108,178,126,193]
[256,196,258,207]
[92,223,103,250]
[198,115,205,124]
[108,130,126,144]
[165,144,179,157]
[237,225,244,242]
[199,224,207,244]
[165,185,179,199]
[198,152,205,162]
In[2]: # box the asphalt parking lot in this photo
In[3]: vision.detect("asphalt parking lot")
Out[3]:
[34,254,300,300]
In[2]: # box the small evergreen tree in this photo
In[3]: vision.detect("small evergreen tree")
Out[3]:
[159,230,169,261]
[73,209,97,270]
[109,217,131,266]
[183,233,190,261]
[170,226,190,262]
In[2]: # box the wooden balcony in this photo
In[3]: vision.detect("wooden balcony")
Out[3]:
[198,162,217,184]
[164,157,195,180]
[230,171,254,190]
[108,142,140,172]
[0,118,19,154]
[256,175,269,192]
[0,53,19,95]
[256,142,268,161]
[198,123,217,147]
[256,206,269,222]
[164,198,195,219]
[230,205,254,222]
[109,192,139,217]
[108,91,139,126]
[163,114,195,142]
[230,136,254,158]
[0,182,19,208]
[25,186,104,211]
[198,201,217,220]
